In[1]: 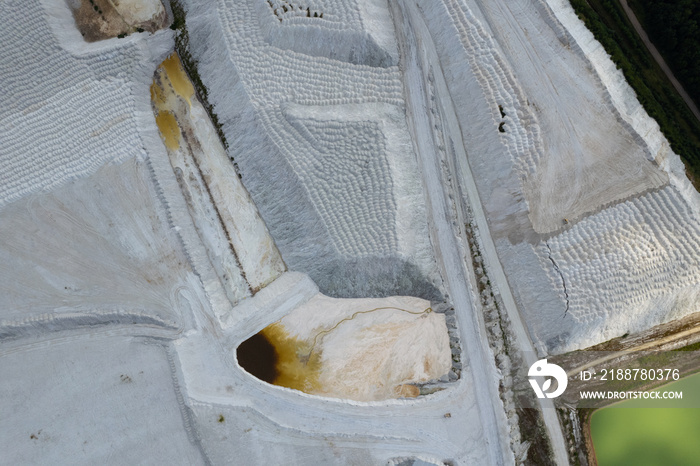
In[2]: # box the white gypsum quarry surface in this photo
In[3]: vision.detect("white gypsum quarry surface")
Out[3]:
[179,0,444,300]
[0,0,493,464]
[149,53,453,402]
[174,0,511,462]
[0,334,203,464]
[5,0,699,463]
[414,0,700,355]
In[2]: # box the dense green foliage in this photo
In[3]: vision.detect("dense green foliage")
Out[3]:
[631,0,700,107]
[569,0,700,187]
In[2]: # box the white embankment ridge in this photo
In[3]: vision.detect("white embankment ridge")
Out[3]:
[181,0,442,299]
[535,0,700,351]
[151,53,286,317]
[187,87,286,293]
[417,0,700,354]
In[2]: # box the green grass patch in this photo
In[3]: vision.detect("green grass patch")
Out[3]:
[675,340,700,352]
[628,0,700,108]
[591,372,700,465]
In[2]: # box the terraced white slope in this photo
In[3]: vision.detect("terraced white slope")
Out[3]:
[278,107,397,257]
[9,0,698,462]
[256,0,398,66]
[0,0,159,208]
[416,0,700,353]
[180,0,441,299]
[428,0,667,236]
[542,186,700,350]
[468,0,667,234]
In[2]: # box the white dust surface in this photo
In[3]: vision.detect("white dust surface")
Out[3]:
[1,1,485,463]
[112,0,165,26]
[0,334,204,465]
[277,294,452,401]
[0,158,195,328]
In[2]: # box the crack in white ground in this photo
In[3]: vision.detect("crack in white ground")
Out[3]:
[545,240,570,317]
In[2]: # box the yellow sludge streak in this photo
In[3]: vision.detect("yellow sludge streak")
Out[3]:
[150,80,167,107]
[261,323,322,393]
[161,53,194,104]
[155,110,181,150]
[151,53,195,152]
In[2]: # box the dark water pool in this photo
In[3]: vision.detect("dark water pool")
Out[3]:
[236,332,279,384]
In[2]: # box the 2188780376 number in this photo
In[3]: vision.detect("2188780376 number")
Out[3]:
[600,368,680,381]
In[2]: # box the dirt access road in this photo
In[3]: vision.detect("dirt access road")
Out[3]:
[389,0,570,464]
[566,317,700,376]
[388,1,512,463]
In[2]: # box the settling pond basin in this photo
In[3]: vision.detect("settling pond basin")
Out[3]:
[591,371,700,465]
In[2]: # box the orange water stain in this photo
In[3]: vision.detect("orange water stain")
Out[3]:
[258,323,322,393]
[150,80,167,107]
[161,53,194,104]
[155,110,181,150]
[394,384,420,398]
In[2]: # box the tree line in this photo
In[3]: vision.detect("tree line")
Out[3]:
[570,0,700,188]
[631,0,700,107]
